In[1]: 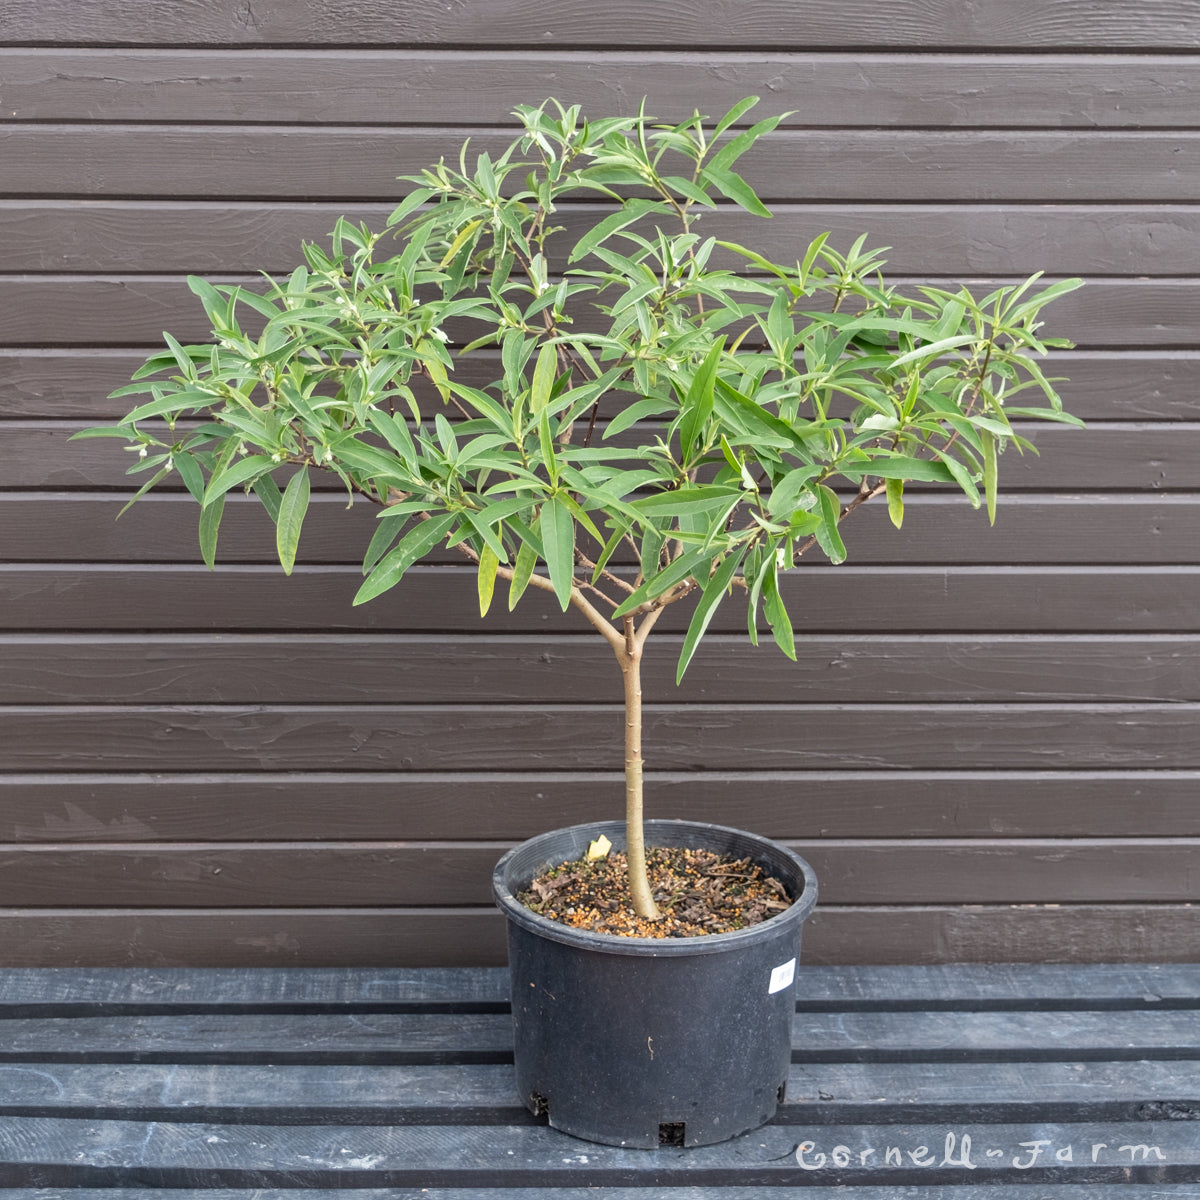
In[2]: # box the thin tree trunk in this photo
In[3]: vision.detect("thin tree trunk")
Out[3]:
[618,634,661,920]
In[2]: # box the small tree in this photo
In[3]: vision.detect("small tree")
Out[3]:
[79,99,1082,921]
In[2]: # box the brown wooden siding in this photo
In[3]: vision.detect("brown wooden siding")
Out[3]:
[1,2,1198,965]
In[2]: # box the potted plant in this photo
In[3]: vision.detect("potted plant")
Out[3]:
[76,97,1082,1148]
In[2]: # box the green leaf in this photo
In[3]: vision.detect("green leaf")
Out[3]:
[249,472,283,525]
[797,232,830,291]
[187,275,233,329]
[530,342,558,416]
[366,409,419,465]
[676,549,744,683]
[198,491,225,570]
[678,338,724,463]
[354,512,456,606]
[885,477,904,529]
[331,435,412,486]
[568,199,667,263]
[538,406,559,488]
[439,217,483,269]
[763,466,819,520]
[477,541,500,617]
[275,466,310,576]
[70,422,142,441]
[387,186,438,228]
[713,377,799,449]
[465,508,509,564]
[174,453,206,504]
[932,446,982,508]
[707,114,784,174]
[591,523,630,586]
[854,454,956,483]
[119,389,213,424]
[888,334,978,370]
[700,165,772,218]
[762,559,796,660]
[541,496,576,611]
[161,330,196,378]
[713,96,761,138]
[508,536,538,611]
[203,454,275,507]
[814,483,847,564]
[715,239,792,282]
[555,492,605,548]
[362,510,409,574]
[114,463,173,520]
[612,545,708,619]
[631,484,741,519]
[603,396,675,440]
[982,428,998,525]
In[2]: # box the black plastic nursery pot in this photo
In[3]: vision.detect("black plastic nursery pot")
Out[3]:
[492,819,819,1148]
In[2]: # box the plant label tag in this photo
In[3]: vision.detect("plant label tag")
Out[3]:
[768,958,796,994]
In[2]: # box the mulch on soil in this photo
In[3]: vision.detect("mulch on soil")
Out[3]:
[516,845,794,939]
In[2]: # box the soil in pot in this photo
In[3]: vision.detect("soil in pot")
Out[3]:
[516,845,793,938]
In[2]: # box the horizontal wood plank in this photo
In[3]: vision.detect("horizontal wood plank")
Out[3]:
[3,1007,1200,1063]
[3,633,1195,705]
[6,495,1197,564]
[0,1187,1191,1200]
[5,769,1200,841]
[1,1114,1198,1187]
[4,348,1195,422]
[4,961,1199,1010]
[0,839,1194,906]
[1,701,1196,771]
[1,903,1197,967]
[3,564,1196,632]
[0,275,1188,350]
[5,200,1200,278]
[7,0,1200,49]
[8,51,1200,128]
[15,422,1185,494]
[0,1058,1192,1125]
[4,128,1199,202]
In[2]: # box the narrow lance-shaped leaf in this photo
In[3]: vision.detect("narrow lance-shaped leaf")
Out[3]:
[797,232,830,291]
[761,557,796,660]
[814,484,847,565]
[568,198,667,263]
[439,218,483,269]
[198,492,225,570]
[982,429,999,525]
[678,338,724,464]
[713,95,761,138]
[173,453,206,505]
[676,549,745,683]
[700,165,772,219]
[276,465,310,576]
[537,405,560,488]
[508,536,539,612]
[612,546,709,619]
[116,464,173,521]
[354,513,456,607]
[477,542,500,617]
[203,454,276,508]
[530,342,558,415]
[541,496,576,611]
[885,477,904,530]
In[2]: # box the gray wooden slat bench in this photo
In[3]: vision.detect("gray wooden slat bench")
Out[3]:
[0,965,1196,1195]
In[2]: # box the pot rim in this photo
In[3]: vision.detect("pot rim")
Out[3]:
[492,818,818,957]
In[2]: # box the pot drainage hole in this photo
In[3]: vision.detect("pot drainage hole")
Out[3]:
[659,1122,686,1147]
